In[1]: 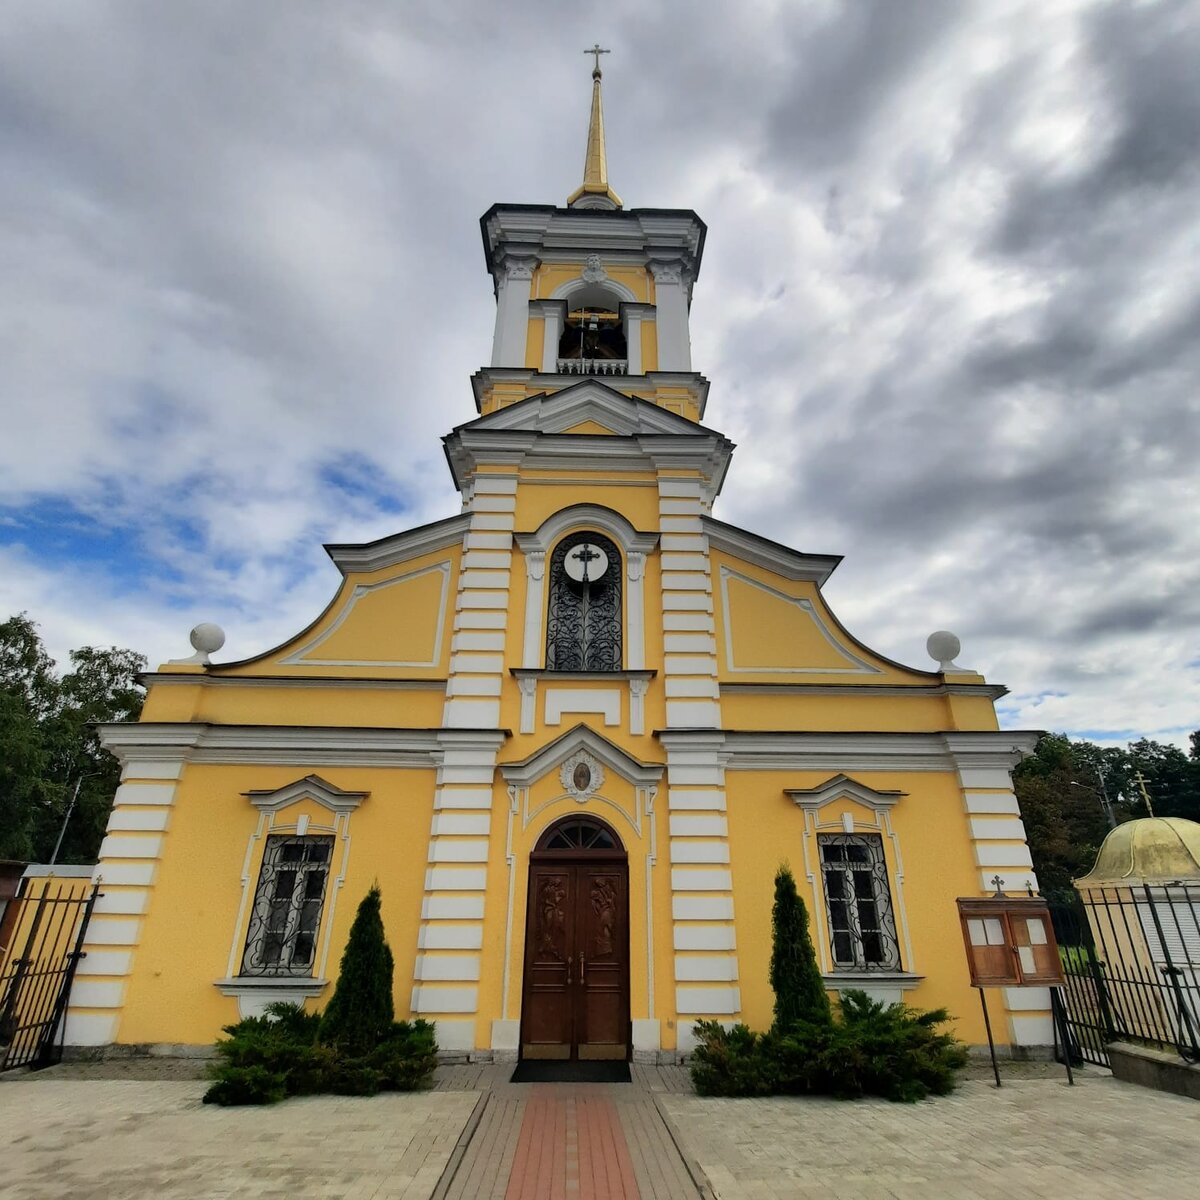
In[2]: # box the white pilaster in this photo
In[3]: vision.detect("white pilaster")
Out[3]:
[951,753,1050,1048]
[64,761,185,1047]
[491,257,537,368]
[649,261,692,372]
[410,730,507,1045]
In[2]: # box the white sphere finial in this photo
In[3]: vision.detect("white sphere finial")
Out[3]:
[190,622,225,654]
[927,630,962,672]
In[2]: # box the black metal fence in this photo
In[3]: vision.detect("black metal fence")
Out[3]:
[1050,882,1200,1068]
[0,877,99,1070]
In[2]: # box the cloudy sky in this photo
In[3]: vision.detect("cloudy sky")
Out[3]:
[2,0,1197,747]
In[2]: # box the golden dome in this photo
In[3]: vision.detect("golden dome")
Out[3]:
[1076,817,1200,885]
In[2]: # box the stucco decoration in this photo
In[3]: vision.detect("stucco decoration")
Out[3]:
[560,749,606,801]
[581,254,607,283]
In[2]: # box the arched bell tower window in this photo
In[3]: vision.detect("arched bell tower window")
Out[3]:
[546,531,623,672]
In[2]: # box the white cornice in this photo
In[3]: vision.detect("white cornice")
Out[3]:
[324,514,469,575]
[96,722,495,768]
[141,674,447,691]
[511,669,656,682]
[702,518,841,585]
[656,730,1040,773]
[720,682,1009,699]
[469,368,711,418]
[481,206,706,282]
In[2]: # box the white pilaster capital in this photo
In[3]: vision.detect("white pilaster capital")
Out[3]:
[649,259,685,285]
[526,550,546,581]
[517,676,538,699]
[627,551,645,582]
[629,677,650,698]
[501,256,537,282]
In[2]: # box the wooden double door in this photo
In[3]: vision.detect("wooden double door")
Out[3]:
[521,849,630,1061]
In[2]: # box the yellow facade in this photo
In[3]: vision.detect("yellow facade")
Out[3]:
[74,94,1049,1061]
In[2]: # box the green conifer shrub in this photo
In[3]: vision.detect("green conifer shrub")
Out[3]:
[204,888,438,1106]
[318,884,395,1056]
[769,864,832,1031]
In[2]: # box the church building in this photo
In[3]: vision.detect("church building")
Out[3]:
[70,60,1046,1062]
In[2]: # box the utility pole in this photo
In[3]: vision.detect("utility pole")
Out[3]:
[49,773,97,865]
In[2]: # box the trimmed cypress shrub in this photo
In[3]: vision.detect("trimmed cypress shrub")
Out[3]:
[769,864,832,1032]
[318,884,395,1056]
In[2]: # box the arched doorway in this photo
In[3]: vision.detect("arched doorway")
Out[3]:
[520,816,630,1061]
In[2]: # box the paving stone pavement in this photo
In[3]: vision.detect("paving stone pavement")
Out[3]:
[661,1073,1200,1200]
[0,1079,478,1200]
[2,1063,1198,1199]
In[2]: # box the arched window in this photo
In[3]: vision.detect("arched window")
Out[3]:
[546,531,622,672]
[536,816,622,852]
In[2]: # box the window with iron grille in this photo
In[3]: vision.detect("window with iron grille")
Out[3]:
[545,531,623,671]
[818,833,901,971]
[241,835,334,976]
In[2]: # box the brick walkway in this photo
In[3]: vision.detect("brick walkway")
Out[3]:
[3,1061,1199,1198]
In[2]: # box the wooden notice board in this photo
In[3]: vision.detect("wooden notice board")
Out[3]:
[956,897,1064,988]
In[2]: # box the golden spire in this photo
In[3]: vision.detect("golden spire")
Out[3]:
[568,44,623,210]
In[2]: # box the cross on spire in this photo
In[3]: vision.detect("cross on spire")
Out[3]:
[585,43,610,78]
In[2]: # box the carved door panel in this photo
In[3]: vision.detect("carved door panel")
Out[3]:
[575,866,628,1060]
[521,867,576,1059]
[520,861,629,1061]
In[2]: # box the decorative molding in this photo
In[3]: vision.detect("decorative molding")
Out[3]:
[280,561,451,668]
[215,977,328,1020]
[545,688,620,726]
[785,774,905,812]
[502,255,537,281]
[720,681,1009,699]
[526,550,546,581]
[649,260,684,285]
[559,749,606,799]
[324,513,470,575]
[651,730,1041,774]
[97,723,494,769]
[719,567,880,675]
[702,518,841,585]
[142,674,447,691]
[243,775,369,815]
[499,723,664,788]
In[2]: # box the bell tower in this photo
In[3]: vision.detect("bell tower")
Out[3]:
[476,50,709,421]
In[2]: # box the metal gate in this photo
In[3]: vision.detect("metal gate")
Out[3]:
[1048,893,1116,1066]
[0,877,99,1070]
[1050,884,1200,1069]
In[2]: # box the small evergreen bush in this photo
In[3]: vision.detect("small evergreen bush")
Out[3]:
[204,887,438,1106]
[769,865,831,1031]
[689,991,967,1102]
[318,884,395,1056]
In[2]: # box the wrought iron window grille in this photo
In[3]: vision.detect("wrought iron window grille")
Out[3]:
[545,531,623,672]
[818,833,901,971]
[240,835,334,977]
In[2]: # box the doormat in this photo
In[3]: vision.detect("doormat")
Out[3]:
[510,1060,632,1084]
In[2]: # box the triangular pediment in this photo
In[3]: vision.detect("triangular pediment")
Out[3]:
[785,774,905,811]
[243,774,369,813]
[461,380,711,439]
[499,724,664,787]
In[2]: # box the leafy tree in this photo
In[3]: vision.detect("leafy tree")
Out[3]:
[0,614,145,863]
[1012,734,1112,894]
[319,885,395,1056]
[769,864,831,1031]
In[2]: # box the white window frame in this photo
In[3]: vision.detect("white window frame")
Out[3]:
[817,832,902,972]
